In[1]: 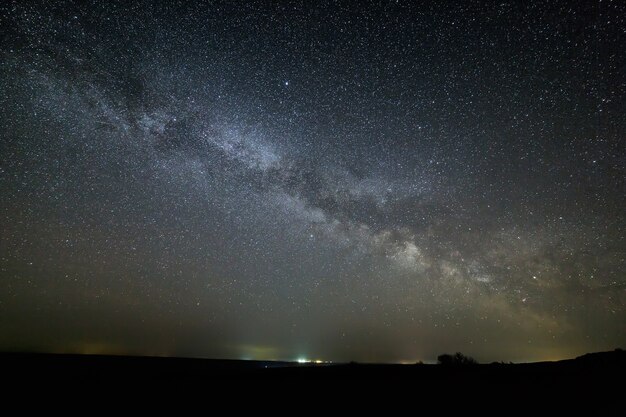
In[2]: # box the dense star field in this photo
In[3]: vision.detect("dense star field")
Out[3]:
[1,0,624,363]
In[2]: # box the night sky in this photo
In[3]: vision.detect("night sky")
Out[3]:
[1,0,624,363]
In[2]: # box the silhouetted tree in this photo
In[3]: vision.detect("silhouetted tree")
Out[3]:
[437,353,454,365]
[438,352,477,365]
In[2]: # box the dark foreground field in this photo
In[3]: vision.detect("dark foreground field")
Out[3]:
[2,349,624,382]
[2,349,624,411]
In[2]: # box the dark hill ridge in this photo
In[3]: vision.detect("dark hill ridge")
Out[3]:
[573,348,626,366]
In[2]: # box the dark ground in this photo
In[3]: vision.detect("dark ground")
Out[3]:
[2,349,624,411]
[2,349,624,380]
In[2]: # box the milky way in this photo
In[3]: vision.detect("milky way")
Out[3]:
[1,0,624,362]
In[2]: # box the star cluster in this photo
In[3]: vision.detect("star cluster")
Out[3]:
[0,0,624,362]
